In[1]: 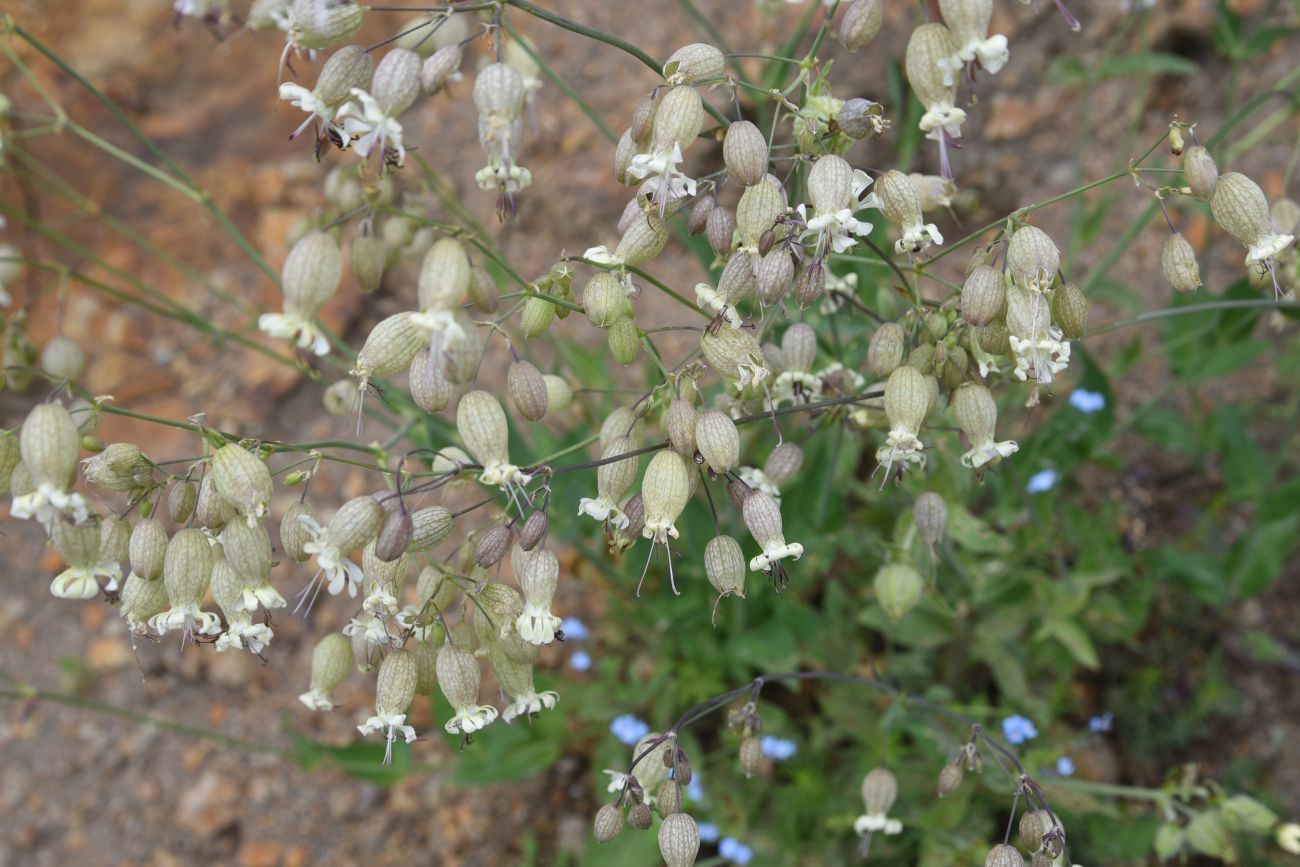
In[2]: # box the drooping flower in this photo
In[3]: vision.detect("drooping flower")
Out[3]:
[337,89,406,164]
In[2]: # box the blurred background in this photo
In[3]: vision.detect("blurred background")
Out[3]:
[1,0,1298,865]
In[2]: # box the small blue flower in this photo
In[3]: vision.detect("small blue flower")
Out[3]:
[1026,469,1060,494]
[1089,711,1114,733]
[1002,714,1038,745]
[1056,756,1075,777]
[569,650,591,672]
[610,714,650,746]
[1068,388,1106,413]
[719,837,754,865]
[697,822,720,843]
[760,736,797,761]
[560,617,589,640]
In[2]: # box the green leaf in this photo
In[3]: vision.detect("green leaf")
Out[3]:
[1221,794,1279,833]
[1097,52,1200,79]
[1227,513,1300,597]
[443,700,567,785]
[1186,810,1236,861]
[288,729,413,786]
[1154,823,1185,861]
[1038,618,1101,670]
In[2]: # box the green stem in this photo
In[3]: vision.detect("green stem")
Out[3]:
[1084,298,1297,338]
[501,18,617,143]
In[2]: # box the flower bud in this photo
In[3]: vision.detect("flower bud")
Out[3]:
[328,495,385,553]
[99,514,130,564]
[838,97,886,139]
[630,802,653,831]
[403,506,451,554]
[663,43,724,84]
[937,762,963,797]
[418,237,471,311]
[874,562,923,621]
[518,510,548,551]
[508,360,549,422]
[290,0,365,50]
[474,524,512,568]
[1051,282,1088,340]
[704,534,746,601]
[420,43,462,94]
[656,780,683,818]
[651,85,704,155]
[609,317,642,366]
[839,0,884,50]
[975,320,1010,355]
[737,181,786,249]
[985,844,1026,867]
[661,398,696,459]
[1183,145,1218,200]
[40,335,85,382]
[717,251,756,304]
[354,312,427,381]
[687,197,715,238]
[615,214,670,268]
[408,349,452,414]
[82,443,150,493]
[641,450,691,543]
[696,410,740,475]
[658,813,700,867]
[583,271,627,328]
[864,322,906,378]
[753,249,791,305]
[20,402,80,490]
[758,443,800,488]
[700,326,764,384]
[594,804,625,843]
[130,518,168,580]
[1007,226,1060,291]
[212,444,273,523]
[913,492,947,546]
[457,389,511,470]
[376,506,414,562]
[960,265,1006,326]
[275,501,314,563]
[740,735,764,778]
[1210,171,1272,247]
[1020,810,1046,851]
[1156,233,1201,297]
[905,23,960,109]
[706,207,737,257]
[794,262,826,309]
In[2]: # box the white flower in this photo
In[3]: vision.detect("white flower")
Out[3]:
[939,35,1010,87]
[603,769,629,793]
[502,689,559,723]
[627,144,698,202]
[962,438,1019,469]
[1009,328,1071,385]
[799,169,880,257]
[362,585,399,617]
[357,711,417,765]
[337,89,405,164]
[1276,822,1300,856]
[583,245,625,268]
[516,602,562,645]
[769,370,823,406]
[919,101,967,140]
[239,581,286,614]
[395,604,438,642]
[215,615,274,655]
[1246,231,1294,267]
[298,688,334,711]
[343,610,393,646]
[277,82,340,141]
[300,513,363,598]
[50,558,122,600]
[820,271,859,314]
[875,428,926,476]
[895,221,944,255]
[696,284,743,328]
[735,358,771,391]
[738,466,780,503]
[258,311,330,356]
[445,702,498,735]
[10,483,91,534]
[749,539,804,573]
[149,603,223,640]
[409,307,466,343]
[577,496,629,529]
[475,161,533,194]
[854,813,904,836]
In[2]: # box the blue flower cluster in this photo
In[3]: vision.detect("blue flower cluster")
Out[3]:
[564,617,591,671]
[609,714,649,746]
[760,735,797,761]
[719,837,754,865]
[1002,714,1038,745]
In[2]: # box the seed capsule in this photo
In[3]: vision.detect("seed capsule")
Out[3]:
[129,518,168,580]
[763,442,803,487]
[375,648,418,719]
[583,271,627,328]
[723,120,769,187]
[507,360,549,422]
[641,450,691,543]
[1007,226,1060,291]
[867,322,906,378]
[40,335,85,382]
[706,206,737,256]
[418,237,471,311]
[163,527,215,607]
[839,0,884,50]
[1051,282,1089,340]
[717,251,756,304]
[1210,171,1273,247]
[615,213,670,268]
[663,43,724,84]
[279,502,317,562]
[594,804,625,843]
[211,444,273,523]
[961,265,1006,326]
[629,802,653,831]
[1020,810,1046,851]
[1183,145,1218,200]
[704,534,746,600]
[169,480,197,524]
[781,323,817,374]
[282,230,342,315]
[794,262,826,309]
[290,0,365,50]
[20,402,80,490]
[220,519,272,587]
[666,398,698,458]
[474,524,512,568]
[700,326,765,384]
[905,23,961,109]
[695,410,740,475]
[913,492,947,546]
[474,62,526,118]
[756,249,795,305]
[936,761,963,796]
[656,780,683,819]
[874,562,923,621]
[376,506,414,562]
[650,85,704,155]
[608,318,640,366]
[420,43,463,94]
[520,296,556,338]
[737,181,787,249]
[884,365,930,434]
[519,510,549,551]
[408,349,452,414]
[328,495,385,553]
[985,843,1026,867]
[658,813,701,867]
[354,312,426,382]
